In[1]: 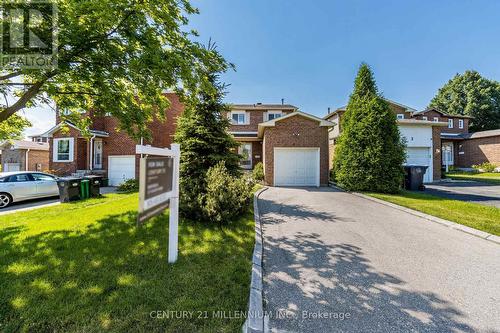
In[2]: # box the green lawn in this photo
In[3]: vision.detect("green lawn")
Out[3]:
[445,171,500,184]
[0,193,254,332]
[367,191,500,236]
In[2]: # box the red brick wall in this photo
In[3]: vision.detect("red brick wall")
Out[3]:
[27,150,49,172]
[228,109,294,132]
[457,136,500,167]
[432,126,442,181]
[262,115,329,186]
[413,110,470,134]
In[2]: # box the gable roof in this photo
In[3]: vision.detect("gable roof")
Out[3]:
[465,129,500,139]
[0,140,49,151]
[231,103,298,111]
[412,108,474,119]
[258,111,335,137]
[41,121,109,137]
[324,98,418,120]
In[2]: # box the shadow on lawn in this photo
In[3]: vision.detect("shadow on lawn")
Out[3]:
[263,233,475,333]
[0,209,254,332]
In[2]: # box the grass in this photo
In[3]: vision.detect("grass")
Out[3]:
[0,193,255,332]
[366,191,500,236]
[445,171,500,184]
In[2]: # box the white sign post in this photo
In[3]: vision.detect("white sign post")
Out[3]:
[136,143,180,264]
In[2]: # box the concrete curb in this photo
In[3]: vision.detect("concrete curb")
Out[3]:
[242,187,268,333]
[329,184,500,245]
[0,201,60,216]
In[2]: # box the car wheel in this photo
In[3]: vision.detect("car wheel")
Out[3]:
[0,193,12,208]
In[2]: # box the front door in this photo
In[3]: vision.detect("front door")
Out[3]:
[238,143,252,169]
[94,139,103,169]
[442,142,454,166]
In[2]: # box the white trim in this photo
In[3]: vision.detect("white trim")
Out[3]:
[258,111,335,137]
[265,110,283,122]
[422,116,428,121]
[273,147,320,187]
[53,137,74,162]
[433,117,439,122]
[458,119,464,129]
[229,131,258,135]
[230,111,248,125]
[448,119,454,128]
[396,114,405,120]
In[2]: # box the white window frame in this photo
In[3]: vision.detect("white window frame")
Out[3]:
[266,110,282,121]
[396,114,405,120]
[433,117,439,122]
[53,137,74,162]
[230,111,248,125]
[422,116,428,121]
[448,119,453,128]
[458,119,464,129]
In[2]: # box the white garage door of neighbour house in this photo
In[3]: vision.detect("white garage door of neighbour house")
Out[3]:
[3,163,21,172]
[274,148,320,187]
[405,147,433,183]
[108,155,135,186]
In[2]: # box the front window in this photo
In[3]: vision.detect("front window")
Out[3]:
[231,112,246,125]
[396,114,405,120]
[433,117,439,122]
[422,116,428,121]
[459,119,464,129]
[238,143,252,169]
[53,138,74,162]
[448,119,453,128]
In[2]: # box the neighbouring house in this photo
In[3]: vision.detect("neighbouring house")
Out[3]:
[43,92,185,186]
[413,108,499,168]
[0,140,49,172]
[228,103,335,186]
[29,134,49,143]
[324,100,448,183]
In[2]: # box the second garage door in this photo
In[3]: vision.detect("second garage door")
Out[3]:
[405,147,433,183]
[108,155,136,186]
[274,148,320,187]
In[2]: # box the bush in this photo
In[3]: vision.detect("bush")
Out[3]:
[202,162,254,223]
[472,162,497,173]
[117,179,139,192]
[252,162,264,182]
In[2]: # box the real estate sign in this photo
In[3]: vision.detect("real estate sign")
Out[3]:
[138,156,173,224]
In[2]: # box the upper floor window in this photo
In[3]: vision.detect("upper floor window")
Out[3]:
[396,114,405,120]
[422,116,428,121]
[267,111,282,121]
[448,119,453,128]
[458,119,464,129]
[433,117,439,122]
[231,111,247,125]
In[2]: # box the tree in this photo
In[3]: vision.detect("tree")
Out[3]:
[333,63,406,193]
[429,71,500,131]
[0,0,229,140]
[0,114,31,141]
[174,72,241,220]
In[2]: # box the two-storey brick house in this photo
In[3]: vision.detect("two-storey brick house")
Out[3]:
[228,103,335,186]
[43,92,184,185]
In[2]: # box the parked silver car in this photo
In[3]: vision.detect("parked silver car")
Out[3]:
[0,171,59,208]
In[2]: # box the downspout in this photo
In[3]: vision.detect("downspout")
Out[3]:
[25,149,30,171]
[89,134,96,170]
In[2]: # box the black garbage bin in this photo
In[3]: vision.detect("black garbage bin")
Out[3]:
[84,175,102,197]
[403,166,428,191]
[57,177,82,202]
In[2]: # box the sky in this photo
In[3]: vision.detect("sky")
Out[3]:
[22,0,500,137]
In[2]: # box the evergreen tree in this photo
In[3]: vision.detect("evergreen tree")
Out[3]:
[174,73,241,219]
[333,64,406,193]
[429,70,500,131]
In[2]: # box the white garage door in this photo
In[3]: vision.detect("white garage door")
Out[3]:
[274,148,320,187]
[405,147,433,183]
[108,155,136,186]
[4,163,21,172]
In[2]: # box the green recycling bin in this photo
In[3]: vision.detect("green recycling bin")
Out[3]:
[80,179,90,199]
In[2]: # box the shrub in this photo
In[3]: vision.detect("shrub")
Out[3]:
[333,63,406,193]
[472,162,497,173]
[117,179,139,192]
[252,162,264,182]
[202,162,254,224]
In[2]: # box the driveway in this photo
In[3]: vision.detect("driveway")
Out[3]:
[423,181,500,208]
[259,187,500,333]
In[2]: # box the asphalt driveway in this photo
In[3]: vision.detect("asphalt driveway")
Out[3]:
[423,181,500,208]
[259,187,500,333]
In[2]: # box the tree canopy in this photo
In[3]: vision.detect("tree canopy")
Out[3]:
[429,70,500,131]
[0,0,230,139]
[333,63,406,193]
[0,114,31,141]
